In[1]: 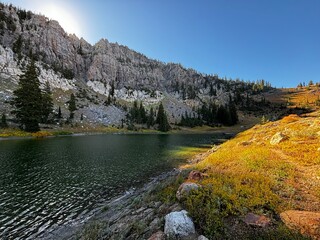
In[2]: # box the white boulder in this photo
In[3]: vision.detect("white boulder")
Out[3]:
[164,210,196,239]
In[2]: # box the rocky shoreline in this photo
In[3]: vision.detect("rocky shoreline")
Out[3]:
[39,169,187,240]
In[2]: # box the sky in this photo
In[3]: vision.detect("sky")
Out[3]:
[6,0,320,88]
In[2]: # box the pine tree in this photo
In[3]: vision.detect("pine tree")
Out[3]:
[57,106,62,119]
[1,113,8,128]
[147,107,155,128]
[156,102,170,132]
[139,102,146,124]
[11,60,42,132]
[41,81,53,123]
[68,93,77,119]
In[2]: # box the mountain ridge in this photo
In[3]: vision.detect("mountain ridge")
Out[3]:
[0,2,271,127]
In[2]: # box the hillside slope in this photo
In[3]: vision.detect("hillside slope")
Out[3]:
[181,112,320,238]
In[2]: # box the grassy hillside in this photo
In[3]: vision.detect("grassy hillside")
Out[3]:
[182,111,320,238]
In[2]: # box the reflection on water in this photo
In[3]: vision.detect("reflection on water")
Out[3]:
[0,133,218,239]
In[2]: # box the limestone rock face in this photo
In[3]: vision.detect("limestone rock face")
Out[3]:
[176,182,200,201]
[164,210,196,239]
[0,3,248,124]
[280,210,320,239]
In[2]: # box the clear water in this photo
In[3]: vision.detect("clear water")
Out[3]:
[0,133,220,239]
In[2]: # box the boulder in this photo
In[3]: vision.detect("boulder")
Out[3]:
[176,182,200,200]
[188,170,203,181]
[270,132,288,145]
[243,213,271,227]
[280,210,320,239]
[148,231,165,240]
[164,210,196,239]
[198,235,209,240]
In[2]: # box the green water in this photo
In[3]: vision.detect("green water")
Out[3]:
[0,133,222,239]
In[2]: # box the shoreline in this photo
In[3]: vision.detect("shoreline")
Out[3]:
[0,122,250,141]
[36,142,221,240]
[38,169,185,240]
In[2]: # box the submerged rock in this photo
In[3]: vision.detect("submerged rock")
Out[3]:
[164,210,196,239]
[176,182,200,200]
[280,210,320,239]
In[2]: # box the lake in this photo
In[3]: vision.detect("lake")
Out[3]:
[0,133,225,239]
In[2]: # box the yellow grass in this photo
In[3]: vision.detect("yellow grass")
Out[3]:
[193,112,320,214]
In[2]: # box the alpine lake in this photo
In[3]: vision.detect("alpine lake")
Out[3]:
[0,133,228,239]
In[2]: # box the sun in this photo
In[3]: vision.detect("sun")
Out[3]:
[39,3,82,36]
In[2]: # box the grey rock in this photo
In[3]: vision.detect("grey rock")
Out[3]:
[198,235,209,240]
[176,182,200,200]
[164,210,196,239]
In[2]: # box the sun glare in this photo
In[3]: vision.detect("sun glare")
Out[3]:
[38,4,82,36]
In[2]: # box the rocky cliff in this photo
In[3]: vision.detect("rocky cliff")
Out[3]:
[0,3,254,125]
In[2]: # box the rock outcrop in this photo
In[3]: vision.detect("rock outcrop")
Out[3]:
[280,210,320,239]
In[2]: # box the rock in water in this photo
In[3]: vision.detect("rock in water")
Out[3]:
[164,210,196,239]
[280,210,320,239]
[176,182,200,200]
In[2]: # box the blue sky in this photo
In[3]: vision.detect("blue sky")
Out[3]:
[7,0,320,87]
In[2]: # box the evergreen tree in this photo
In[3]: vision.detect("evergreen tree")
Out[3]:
[139,102,146,124]
[1,113,8,128]
[228,102,238,125]
[68,93,77,119]
[156,102,170,132]
[11,60,42,132]
[109,80,115,97]
[147,107,155,128]
[57,106,62,119]
[41,81,53,123]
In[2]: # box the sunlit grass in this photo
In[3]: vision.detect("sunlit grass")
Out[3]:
[182,111,320,237]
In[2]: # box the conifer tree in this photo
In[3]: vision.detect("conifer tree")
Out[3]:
[139,102,146,124]
[68,93,77,119]
[147,107,155,128]
[1,113,8,128]
[57,106,62,119]
[156,102,170,132]
[11,60,42,132]
[41,81,53,123]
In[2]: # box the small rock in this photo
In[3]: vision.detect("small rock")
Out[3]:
[280,210,320,239]
[243,213,271,227]
[149,217,161,230]
[198,235,209,240]
[188,170,203,181]
[148,230,165,240]
[164,210,196,239]
[270,132,288,145]
[176,182,200,200]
